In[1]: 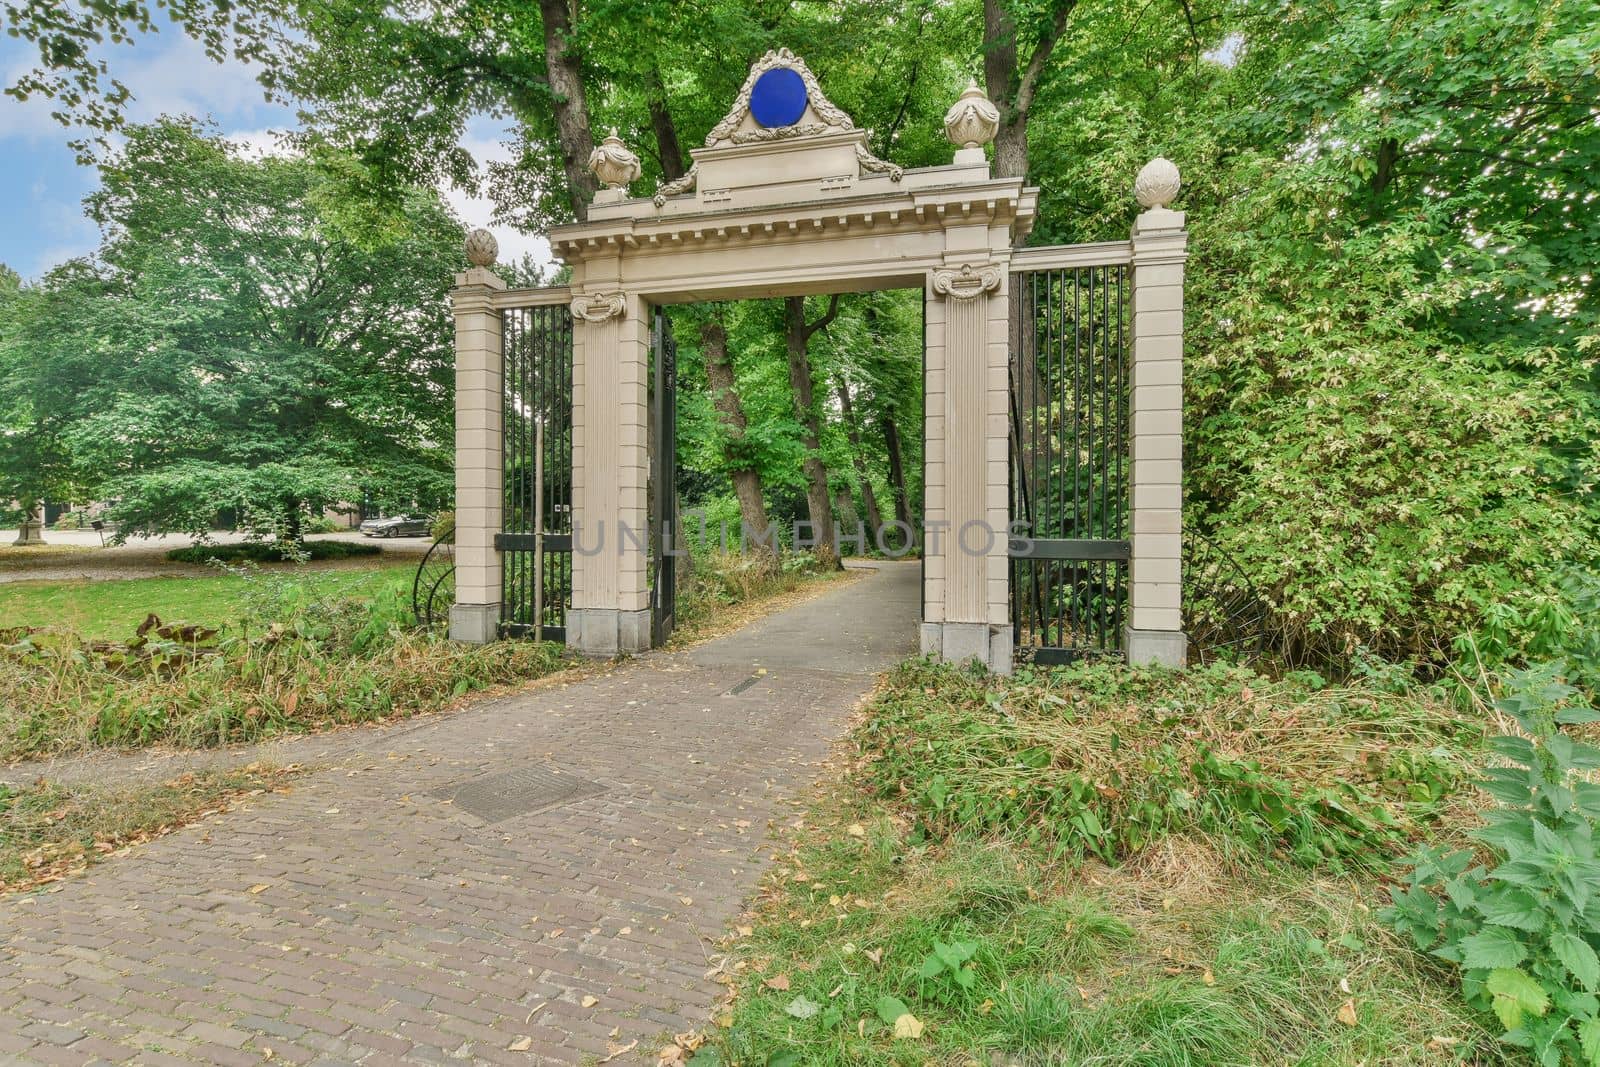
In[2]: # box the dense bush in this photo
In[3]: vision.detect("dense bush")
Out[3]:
[858,659,1471,871]
[165,539,381,564]
[1386,664,1600,1065]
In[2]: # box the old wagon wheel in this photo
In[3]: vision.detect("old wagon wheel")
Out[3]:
[1183,530,1271,664]
[412,529,455,629]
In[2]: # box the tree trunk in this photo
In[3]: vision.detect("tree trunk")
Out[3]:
[834,374,887,540]
[537,0,598,220]
[881,411,913,540]
[983,0,1076,182]
[832,486,860,555]
[701,315,775,562]
[646,66,687,182]
[784,295,840,567]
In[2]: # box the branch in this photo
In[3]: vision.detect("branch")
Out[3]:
[803,293,842,342]
[1015,0,1077,118]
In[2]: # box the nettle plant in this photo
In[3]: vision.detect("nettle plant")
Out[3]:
[1385,664,1600,1065]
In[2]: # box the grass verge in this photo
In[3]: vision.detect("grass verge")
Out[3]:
[705,659,1498,1066]
[0,564,415,640]
[1,764,298,895]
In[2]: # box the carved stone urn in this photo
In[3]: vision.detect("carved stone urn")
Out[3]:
[464,227,498,268]
[943,79,1000,158]
[588,128,642,192]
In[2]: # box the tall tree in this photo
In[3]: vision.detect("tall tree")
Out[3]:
[783,295,844,565]
[834,374,887,540]
[982,0,1077,178]
[6,119,465,543]
[700,312,776,560]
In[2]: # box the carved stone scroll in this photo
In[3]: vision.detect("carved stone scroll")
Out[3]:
[569,291,626,323]
[931,263,1004,301]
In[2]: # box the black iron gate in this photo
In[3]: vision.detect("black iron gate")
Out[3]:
[497,302,574,640]
[649,308,678,646]
[1009,264,1130,664]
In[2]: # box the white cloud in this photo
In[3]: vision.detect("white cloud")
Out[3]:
[446,126,554,270]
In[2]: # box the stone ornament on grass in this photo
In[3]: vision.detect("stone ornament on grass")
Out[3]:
[943,79,999,150]
[464,228,498,268]
[1135,157,1182,210]
[588,128,642,191]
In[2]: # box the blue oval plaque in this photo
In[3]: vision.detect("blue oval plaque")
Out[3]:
[748,67,808,129]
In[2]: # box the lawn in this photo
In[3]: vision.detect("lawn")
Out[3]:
[703,660,1508,1066]
[0,563,416,640]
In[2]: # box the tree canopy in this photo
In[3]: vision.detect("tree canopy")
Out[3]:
[0,119,463,538]
[4,0,1597,665]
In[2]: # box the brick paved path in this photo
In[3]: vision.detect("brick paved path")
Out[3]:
[0,563,919,1066]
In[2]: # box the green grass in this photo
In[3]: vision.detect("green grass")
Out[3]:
[0,564,415,640]
[709,661,1499,1066]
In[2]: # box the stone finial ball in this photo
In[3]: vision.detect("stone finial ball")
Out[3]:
[1134,157,1181,209]
[464,228,498,268]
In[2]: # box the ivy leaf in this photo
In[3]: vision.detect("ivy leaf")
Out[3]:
[875,996,911,1026]
[1577,1017,1600,1066]
[1486,967,1550,1032]
[1460,927,1528,969]
[1552,933,1600,992]
[785,995,821,1020]
[1479,888,1546,932]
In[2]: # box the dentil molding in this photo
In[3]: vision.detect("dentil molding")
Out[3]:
[931,263,1004,301]
[569,291,627,323]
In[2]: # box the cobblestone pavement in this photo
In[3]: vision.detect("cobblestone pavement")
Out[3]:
[0,563,920,1066]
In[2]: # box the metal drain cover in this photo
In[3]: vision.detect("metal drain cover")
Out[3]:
[429,765,604,824]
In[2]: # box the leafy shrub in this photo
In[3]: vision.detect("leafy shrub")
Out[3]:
[303,514,342,534]
[430,510,454,542]
[858,659,1470,871]
[674,549,830,632]
[166,539,381,564]
[1384,663,1600,1065]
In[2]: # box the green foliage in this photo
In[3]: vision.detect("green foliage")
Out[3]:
[164,539,381,564]
[0,120,460,543]
[1385,664,1600,1065]
[859,659,1470,870]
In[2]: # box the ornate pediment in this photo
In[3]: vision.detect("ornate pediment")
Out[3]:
[653,48,901,206]
[703,48,856,148]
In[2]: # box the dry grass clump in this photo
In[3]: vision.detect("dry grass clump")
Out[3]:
[858,659,1477,870]
[1,763,299,893]
[0,577,568,761]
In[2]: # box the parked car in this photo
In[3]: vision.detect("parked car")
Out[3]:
[360,514,433,538]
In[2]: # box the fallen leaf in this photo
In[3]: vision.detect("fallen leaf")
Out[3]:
[508,1037,533,1051]
[1201,969,1215,986]
[248,884,270,895]
[846,823,865,838]
[598,1039,638,1062]
[764,974,791,991]
[894,1012,925,1039]
[581,995,599,1008]
[679,896,694,906]
[1336,998,1359,1027]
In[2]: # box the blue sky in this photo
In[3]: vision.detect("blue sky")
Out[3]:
[0,22,549,281]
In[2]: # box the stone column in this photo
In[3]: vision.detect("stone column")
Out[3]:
[566,289,652,656]
[448,236,507,644]
[1125,159,1188,667]
[920,261,1012,673]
